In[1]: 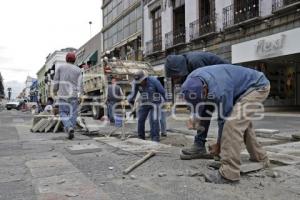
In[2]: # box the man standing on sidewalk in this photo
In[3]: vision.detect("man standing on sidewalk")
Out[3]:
[53,52,83,139]
[181,64,270,184]
[165,51,229,159]
[128,70,166,142]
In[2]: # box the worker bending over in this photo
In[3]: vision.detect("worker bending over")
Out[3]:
[181,64,270,184]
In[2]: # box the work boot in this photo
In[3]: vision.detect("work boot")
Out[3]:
[161,132,167,137]
[204,170,238,184]
[68,128,74,140]
[180,144,213,160]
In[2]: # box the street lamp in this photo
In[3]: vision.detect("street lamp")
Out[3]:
[7,87,12,100]
[89,21,92,38]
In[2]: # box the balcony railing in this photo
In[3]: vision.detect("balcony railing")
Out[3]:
[165,27,186,49]
[145,39,162,55]
[190,13,216,41]
[223,0,260,28]
[272,0,300,12]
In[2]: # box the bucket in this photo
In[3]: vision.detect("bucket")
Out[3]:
[114,114,123,127]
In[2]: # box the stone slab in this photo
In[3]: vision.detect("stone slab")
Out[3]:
[256,137,282,146]
[32,119,48,132]
[26,157,79,178]
[265,141,300,154]
[273,165,300,177]
[94,137,170,153]
[53,120,62,133]
[255,129,280,138]
[45,119,58,133]
[240,162,264,174]
[267,152,300,165]
[0,166,27,183]
[65,143,102,155]
[34,173,109,200]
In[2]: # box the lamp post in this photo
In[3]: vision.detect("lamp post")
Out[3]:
[7,87,12,100]
[89,21,92,38]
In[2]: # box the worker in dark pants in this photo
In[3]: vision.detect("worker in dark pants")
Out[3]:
[165,51,229,159]
[128,70,166,142]
[181,64,270,184]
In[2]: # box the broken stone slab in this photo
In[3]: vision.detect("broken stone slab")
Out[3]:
[65,143,102,155]
[240,162,264,174]
[267,152,300,165]
[255,129,280,138]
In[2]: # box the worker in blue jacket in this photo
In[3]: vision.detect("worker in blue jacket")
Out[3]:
[128,70,166,142]
[165,51,229,159]
[181,64,270,184]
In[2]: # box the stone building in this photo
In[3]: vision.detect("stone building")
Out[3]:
[101,0,143,60]
[76,32,102,68]
[143,0,300,107]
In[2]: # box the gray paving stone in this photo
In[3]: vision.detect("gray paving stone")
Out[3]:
[274,165,300,177]
[65,143,102,155]
[34,173,110,200]
[26,157,79,178]
[240,162,264,174]
[0,166,27,183]
[268,152,300,165]
[265,141,300,154]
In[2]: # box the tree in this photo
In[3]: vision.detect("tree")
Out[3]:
[0,72,4,99]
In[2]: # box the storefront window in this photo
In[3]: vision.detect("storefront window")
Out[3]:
[254,63,297,106]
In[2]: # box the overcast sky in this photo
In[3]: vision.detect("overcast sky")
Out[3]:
[0,0,102,84]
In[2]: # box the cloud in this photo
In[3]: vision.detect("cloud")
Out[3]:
[0,67,32,73]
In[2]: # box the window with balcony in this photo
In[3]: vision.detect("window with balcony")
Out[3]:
[166,1,186,49]
[272,0,300,12]
[146,7,162,55]
[190,0,216,40]
[223,0,260,28]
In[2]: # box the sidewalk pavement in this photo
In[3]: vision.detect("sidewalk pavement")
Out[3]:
[0,110,300,200]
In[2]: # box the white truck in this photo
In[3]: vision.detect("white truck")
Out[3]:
[82,59,158,119]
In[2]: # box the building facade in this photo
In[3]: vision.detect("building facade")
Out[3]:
[0,73,4,99]
[76,32,102,68]
[101,0,143,60]
[143,0,300,107]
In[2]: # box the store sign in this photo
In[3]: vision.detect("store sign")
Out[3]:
[232,27,300,64]
[256,34,286,57]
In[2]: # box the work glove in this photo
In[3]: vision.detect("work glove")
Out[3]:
[209,143,221,156]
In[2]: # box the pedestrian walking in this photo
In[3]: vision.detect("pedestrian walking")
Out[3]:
[165,51,229,159]
[181,64,270,184]
[53,52,83,140]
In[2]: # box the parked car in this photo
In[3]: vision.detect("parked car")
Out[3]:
[5,99,24,110]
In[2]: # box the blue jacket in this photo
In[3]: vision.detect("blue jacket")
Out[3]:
[128,76,166,104]
[165,51,229,77]
[181,64,270,142]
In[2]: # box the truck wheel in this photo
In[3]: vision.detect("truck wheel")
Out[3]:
[92,105,101,119]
